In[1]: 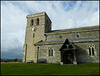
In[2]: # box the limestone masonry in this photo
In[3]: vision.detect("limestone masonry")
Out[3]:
[23,12,99,64]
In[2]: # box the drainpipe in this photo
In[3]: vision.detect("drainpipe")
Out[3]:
[37,46,39,63]
[73,51,77,64]
[25,44,27,63]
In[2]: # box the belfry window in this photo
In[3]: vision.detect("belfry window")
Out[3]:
[37,18,39,25]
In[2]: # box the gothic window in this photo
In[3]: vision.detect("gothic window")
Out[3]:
[89,48,91,56]
[49,49,51,56]
[92,47,94,56]
[88,47,95,56]
[31,19,34,26]
[37,18,39,25]
[51,49,53,56]
[49,48,53,56]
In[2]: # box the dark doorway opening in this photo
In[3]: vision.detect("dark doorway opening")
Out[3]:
[63,51,74,64]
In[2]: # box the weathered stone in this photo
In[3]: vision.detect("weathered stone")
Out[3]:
[23,12,99,64]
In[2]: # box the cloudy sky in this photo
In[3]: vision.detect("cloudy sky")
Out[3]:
[1,1,99,59]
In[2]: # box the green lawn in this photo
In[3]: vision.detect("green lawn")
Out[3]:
[1,63,99,75]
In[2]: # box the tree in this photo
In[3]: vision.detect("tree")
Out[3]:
[14,58,18,62]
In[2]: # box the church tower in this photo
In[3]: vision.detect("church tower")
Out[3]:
[23,12,52,62]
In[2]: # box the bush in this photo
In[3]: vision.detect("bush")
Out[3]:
[14,58,18,62]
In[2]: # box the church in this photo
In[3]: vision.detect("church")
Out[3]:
[23,12,99,64]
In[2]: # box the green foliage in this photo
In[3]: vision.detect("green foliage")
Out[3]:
[1,63,99,75]
[1,58,22,62]
[14,58,18,62]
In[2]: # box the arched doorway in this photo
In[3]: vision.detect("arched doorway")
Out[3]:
[60,39,77,64]
[63,51,74,64]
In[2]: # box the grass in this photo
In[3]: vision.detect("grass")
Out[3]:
[1,63,99,75]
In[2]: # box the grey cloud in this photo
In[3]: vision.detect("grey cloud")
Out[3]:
[1,46,23,59]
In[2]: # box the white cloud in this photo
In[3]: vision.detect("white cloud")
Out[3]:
[89,9,99,26]
[1,1,99,59]
[1,2,27,53]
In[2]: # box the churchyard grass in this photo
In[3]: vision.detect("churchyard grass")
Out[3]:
[1,63,99,75]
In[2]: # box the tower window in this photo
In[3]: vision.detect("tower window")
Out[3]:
[31,19,34,26]
[37,18,39,25]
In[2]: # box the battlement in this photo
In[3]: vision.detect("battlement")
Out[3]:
[26,12,46,18]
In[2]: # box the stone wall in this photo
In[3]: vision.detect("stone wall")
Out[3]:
[23,12,52,62]
[74,41,99,63]
[36,38,99,63]
[37,44,62,63]
[23,12,99,63]
[46,26,99,40]
[23,12,46,62]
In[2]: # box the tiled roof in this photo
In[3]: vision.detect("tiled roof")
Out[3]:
[42,36,100,42]
[46,26,99,34]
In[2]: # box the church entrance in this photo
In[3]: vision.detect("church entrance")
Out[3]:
[60,39,77,65]
[63,51,74,64]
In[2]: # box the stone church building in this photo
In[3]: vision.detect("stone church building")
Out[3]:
[23,12,99,64]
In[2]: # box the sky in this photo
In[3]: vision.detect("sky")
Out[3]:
[1,1,99,59]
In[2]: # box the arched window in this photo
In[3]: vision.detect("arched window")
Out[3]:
[51,49,53,56]
[89,48,91,56]
[37,18,39,25]
[31,19,34,26]
[49,49,51,56]
[92,47,94,56]
[48,49,53,56]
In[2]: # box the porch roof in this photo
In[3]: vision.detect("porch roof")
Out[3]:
[59,39,76,51]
